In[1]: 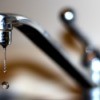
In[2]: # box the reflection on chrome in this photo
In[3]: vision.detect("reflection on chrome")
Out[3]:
[91,58,100,85]
[64,11,74,21]
[90,87,100,100]
[0,15,4,29]
[90,58,100,100]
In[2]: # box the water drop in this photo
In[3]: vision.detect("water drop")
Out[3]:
[3,47,7,73]
[2,81,9,89]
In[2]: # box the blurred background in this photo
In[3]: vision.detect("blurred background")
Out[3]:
[0,0,100,99]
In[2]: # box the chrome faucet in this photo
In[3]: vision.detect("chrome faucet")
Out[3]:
[0,13,94,89]
[60,8,100,100]
[60,8,100,86]
[0,14,13,48]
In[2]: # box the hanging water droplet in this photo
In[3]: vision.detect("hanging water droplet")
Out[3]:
[3,47,7,73]
[2,81,9,89]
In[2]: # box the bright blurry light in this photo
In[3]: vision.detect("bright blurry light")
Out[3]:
[16,16,27,20]
[91,87,100,100]
[64,11,74,21]
[0,15,4,21]
[92,72,100,85]
[91,58,100,72]
[91,58,100,85]
[0,15,4,29]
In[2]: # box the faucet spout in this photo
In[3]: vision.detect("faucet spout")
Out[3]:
[0,13,95,88]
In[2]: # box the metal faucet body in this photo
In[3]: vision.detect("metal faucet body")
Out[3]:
[0,14,13,47]
[0,13,94,88]
[60,9,100,86]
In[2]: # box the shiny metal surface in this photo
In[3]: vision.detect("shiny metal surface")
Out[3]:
[82,87,100,100]
[0,14,12,47]
[60,8,100,100]
[0,13,94,88]
[60,8,100,86]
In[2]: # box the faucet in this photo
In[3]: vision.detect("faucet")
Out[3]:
[0,14,12,48]
[0,13,94,89]
[60,8,100,86]
[60,8,100,100]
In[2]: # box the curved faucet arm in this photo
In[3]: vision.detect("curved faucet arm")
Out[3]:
[0,13,94,88]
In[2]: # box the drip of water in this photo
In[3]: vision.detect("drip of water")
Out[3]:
[3,47,7,73]
[1,81,9,89]
[1,48,10,89]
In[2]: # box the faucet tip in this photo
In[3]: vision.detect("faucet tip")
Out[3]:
[0,14,12,48]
